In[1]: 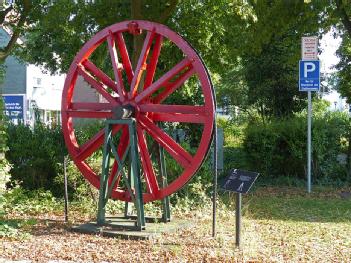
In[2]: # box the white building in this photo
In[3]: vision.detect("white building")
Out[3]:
[0,27,65,126]
[26,64,65,126]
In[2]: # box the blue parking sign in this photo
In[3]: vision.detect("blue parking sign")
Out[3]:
[299,60,320,91]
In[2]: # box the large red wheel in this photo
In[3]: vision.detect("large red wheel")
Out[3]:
[61,20,215,203]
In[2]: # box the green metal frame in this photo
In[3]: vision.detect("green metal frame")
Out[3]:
[159,146,171,222]
[97,119,145,230]
[96,118,171,230]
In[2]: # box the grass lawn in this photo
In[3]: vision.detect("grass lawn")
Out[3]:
[1,186,350,262]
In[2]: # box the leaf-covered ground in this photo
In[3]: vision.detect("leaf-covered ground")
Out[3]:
[1,187,351,262]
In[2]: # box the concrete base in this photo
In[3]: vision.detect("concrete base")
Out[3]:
[71,216,193,240]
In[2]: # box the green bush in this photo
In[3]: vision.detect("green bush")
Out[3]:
[243,110,351,183]
[0,98,11,193]
[5,121,107,199]
[6,123,65,193]
[1,186,61,215]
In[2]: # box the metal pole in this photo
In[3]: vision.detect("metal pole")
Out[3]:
[212,117,218,237]
[307,91,312,193]
[63,155,69,223]
[235,192,242,248]
[97,124,112,225]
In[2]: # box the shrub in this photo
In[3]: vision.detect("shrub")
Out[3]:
[5,121,108,199]
[6,123,65,193]
[243,110,351,183]
[0,98,11,193]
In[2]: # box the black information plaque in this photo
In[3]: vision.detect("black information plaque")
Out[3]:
[220,169,259,194]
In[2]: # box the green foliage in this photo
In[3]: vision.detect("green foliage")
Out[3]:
[0,62,10,192]
[17,1,191,74]
[336,35,351,103]
[243,108,351,183]
[244,187,351,223]
[0,187,58,239]
[164,141,213,208]
[5,123,65,193]
[217,117,245,147]
[4,122,105,199]
[217,1,335,119]
[0,217,33,240]
[1,186,61,215]
[0,98,11,193]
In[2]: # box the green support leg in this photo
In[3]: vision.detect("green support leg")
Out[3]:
[97,124,112,226]
[124,160,133,217]
[129,120,146,230]
[159,146,171,222]
[96,119,146,230]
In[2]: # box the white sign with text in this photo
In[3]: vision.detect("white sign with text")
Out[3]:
[302,36,318,60]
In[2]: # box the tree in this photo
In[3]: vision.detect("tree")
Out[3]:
[335,1,351,102]
[0,0,32,61]
[0,0,37,188]
[15,0,337,121]
[17,0,238,77]
[218,1,330,120]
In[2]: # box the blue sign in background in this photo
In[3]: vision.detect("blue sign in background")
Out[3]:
[2,95,25,121]
[299,60,320,91]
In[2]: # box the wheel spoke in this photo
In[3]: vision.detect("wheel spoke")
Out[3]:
[77,65,118,105]
[144,35,163,89]
[137,125,159,196]
[107,31,127,101]
[139,104,205,114]
[129,31,155,99]
[67,110,113,119]
[152,113,206,123]
[153,67,195,103]
[75,125,122,161]
[116,32,134,85]
[82,60,118,94]
[139,104,206,123]
[108,161,122,191]
[135,58,193,103]
[70,102,113,111]
[138,115,192,169]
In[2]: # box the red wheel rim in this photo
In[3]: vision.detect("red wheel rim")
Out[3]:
[61,20,215,203]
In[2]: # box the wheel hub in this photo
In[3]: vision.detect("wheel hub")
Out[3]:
[112,104,135,120]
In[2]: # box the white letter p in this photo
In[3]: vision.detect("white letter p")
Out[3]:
[304,62,316,78]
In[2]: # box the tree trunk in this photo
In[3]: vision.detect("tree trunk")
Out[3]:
[131,0,144,68]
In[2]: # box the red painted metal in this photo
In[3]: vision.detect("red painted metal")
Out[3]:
[144,35,163,89]
[82,60,118,92]
[61,20,215,203]
[115,32,134,84]
[107,30,127,101]
[134,58,192,104]
[137,126,159,196]
[129,31,155,99]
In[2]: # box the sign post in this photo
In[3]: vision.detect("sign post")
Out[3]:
[307,91,312,193]
[220,169,259,248]
[300,36,319,193]
[235,192,241,247]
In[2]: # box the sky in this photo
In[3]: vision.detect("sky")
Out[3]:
[319,29,344,110]
[319,29,342,74]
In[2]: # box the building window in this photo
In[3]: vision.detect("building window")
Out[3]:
[34,77,42,86]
